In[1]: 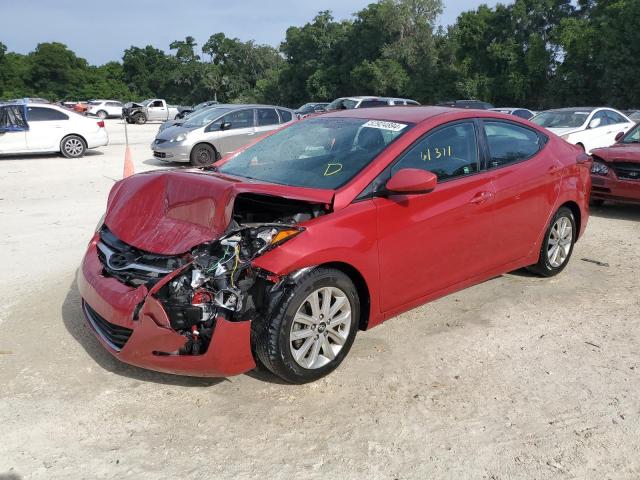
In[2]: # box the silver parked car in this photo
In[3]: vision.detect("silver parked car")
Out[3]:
[326,96,420,111]
[151,105,296,166]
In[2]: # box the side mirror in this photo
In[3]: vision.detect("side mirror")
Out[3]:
[385,169,437,195]
[588,118,602,129]
[615,131,625,142]
[220,122,232,131]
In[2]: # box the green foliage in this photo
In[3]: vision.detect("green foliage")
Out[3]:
[1,0,640,108]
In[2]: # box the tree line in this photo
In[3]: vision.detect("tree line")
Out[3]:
[1,0,639,109]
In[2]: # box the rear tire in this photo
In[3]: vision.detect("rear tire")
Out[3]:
[60,135,86,158]
[189,144,216,167]
[256,268,359,384]
[529,207,576,277]
[97,110,108,119]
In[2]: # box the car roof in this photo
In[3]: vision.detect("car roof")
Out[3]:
[321,106,460,123]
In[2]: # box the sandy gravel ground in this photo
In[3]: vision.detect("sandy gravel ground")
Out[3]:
[1,120,639,479]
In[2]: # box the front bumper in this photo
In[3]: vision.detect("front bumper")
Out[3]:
[77,239,256,377]
[151,141,191,163]
[591,174,640,204]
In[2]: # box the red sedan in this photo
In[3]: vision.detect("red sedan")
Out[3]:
[78,107,591,383]
[590,123,640,205]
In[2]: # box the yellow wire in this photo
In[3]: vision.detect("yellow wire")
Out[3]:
[230,245,239,288]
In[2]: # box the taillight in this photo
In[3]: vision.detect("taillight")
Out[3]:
[97,121,105,128]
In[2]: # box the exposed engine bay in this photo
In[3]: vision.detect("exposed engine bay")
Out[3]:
[98,193,328,356]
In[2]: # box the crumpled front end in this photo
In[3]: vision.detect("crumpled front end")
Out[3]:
[78,171,331,377]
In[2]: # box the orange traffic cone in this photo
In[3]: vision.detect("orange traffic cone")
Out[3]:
[123,145,134,178]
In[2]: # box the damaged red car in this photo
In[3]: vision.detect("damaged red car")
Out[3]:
[78,107,591,383]
[590,123,640,205]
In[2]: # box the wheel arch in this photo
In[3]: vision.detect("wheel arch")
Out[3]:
[559,200,581,239]
[316,261,371,331]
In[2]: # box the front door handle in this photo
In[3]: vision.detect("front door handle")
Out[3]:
[469,191,494,205]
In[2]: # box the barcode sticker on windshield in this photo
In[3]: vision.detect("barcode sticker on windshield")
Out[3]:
[362,120,408,132]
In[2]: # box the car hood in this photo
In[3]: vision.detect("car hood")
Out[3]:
[545,127,582,136]
[591,143,640,163]
[104,170,334,255]
[156,125,191,140]
[159,120,183,132]
[124,102,143,108]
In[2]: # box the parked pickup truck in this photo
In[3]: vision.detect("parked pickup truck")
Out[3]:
[122,99,186,124]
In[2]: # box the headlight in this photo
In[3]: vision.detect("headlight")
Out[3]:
[95,213,106,232]
[591,162,609,176]
[170,133,188,142]
[561,134,571,140]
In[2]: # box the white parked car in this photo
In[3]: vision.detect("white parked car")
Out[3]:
[0,102,109,158]
[531,107,635,152]
[86,100,124,119]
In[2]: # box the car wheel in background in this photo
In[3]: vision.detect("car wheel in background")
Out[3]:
[255,267,360,384]
[97,110,108,119]
[189,144,216,167]
[590,198,605,207]
[133,113,146,124]
[60,135,86,158]
[529,206,577,277]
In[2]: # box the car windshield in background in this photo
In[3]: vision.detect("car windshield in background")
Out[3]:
[326,99,359,111]
[182,107,232,128]
[219,117,411,189]
[622,124,640,143]
[298,103,317,114]
[532,110,590,128]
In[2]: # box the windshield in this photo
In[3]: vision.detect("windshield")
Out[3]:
[140,99,153,107]
[298,103,316,114]
[182,107,232,128]
[531,110,590,129]
[218,117,411,189]
[326,99,358,111]
[622,124,640,143]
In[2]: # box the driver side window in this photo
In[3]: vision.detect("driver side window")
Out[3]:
[220,109,254,130]
[392,122,479,181]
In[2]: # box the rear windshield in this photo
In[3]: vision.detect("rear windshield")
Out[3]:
[532,111,590,128]
[219,117,412,189]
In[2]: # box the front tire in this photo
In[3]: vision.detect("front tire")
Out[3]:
[133,113,146,124]
[256,268,360,384]
[60,135,86,158]
[189,144,216,167]
[529,207,576,277]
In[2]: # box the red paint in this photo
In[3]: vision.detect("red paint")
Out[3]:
[81,107,591,377]
[591,143,640,204]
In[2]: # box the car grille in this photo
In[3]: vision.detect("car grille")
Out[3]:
[611,162,640,181]
[153,151,167,158]
[97,227,184,286]
[83,302,133,351]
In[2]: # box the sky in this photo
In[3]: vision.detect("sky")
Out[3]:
[1,0,503,65]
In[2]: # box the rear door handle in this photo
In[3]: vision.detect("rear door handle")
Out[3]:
[469,191,494,204]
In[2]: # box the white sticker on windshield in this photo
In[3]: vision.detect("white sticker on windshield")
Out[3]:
[362,120,408,132]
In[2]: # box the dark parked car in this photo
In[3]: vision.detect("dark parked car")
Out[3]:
[175,100,220,120]
[79,106,591,383]
[295,102,329,118]
[437,100,494,110]
[590,123,640,205]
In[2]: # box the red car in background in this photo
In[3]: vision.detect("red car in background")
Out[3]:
[590,123,640,205]
[78,107,591,383]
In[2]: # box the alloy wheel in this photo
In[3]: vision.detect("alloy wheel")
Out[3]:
[289,287,352,369]
[547,216,573,268]
[64,138,84,157]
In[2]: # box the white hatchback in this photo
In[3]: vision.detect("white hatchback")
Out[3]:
[0,103,109,158]
[531,107,635,153]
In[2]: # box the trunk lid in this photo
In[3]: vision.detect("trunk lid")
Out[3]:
[104,170,334,255]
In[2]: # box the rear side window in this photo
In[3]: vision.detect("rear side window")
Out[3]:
[605,110,627,125]
[27,107,69,121]
[257,108,279,126]
[392,122,479,181]
[277,109,293,123]
[359,100,388,108]
[484,121,543,168]
[107,101,122,107]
